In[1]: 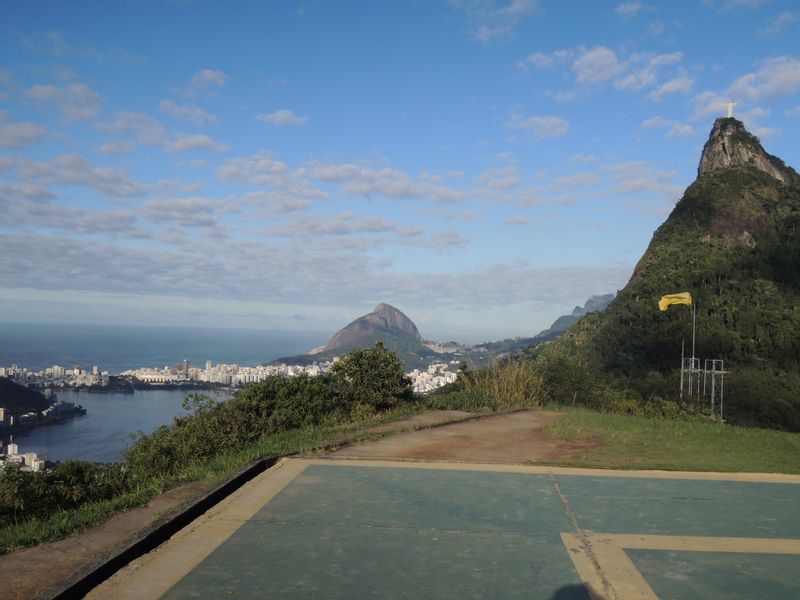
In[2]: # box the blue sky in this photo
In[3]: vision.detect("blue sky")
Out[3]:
[1,0,798,342]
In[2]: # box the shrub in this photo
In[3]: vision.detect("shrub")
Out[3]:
[330,342,414,413]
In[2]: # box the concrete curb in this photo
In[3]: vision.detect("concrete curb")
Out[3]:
[44,453,289,600]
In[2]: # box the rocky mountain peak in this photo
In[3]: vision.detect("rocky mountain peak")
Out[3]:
[698,117,792,183]
[325,303,422,351]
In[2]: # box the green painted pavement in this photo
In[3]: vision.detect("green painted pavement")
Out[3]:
[554,475,800,538]
[628,550,800,600]
[160,464,800,599]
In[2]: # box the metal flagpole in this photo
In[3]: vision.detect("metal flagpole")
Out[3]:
[691,299,696,361]
[680,337,685,398]
[691,299,697,397]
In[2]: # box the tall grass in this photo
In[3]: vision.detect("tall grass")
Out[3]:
[426,360,546,411]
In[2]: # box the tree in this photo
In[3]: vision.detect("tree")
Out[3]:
[331,342,414,411]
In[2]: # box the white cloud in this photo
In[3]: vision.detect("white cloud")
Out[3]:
[506,112,570,139]
[269,212,412,238]
[16,154,145,197]
[159,100,217,126]
[26,81,102,120]
[162,133,228,153]
[16,29,142,63]
[520,45,687,99]
[517,49,573,70]
[0,181,55,204]
[13,204,150,238]
[758,11,798,35]
[191,69,227,89]
[94,111,165,145]
[0,121,47,148]
[97,140,136,155]
[256,109,308,126]
[787,105,800,117]
[0,233,632,316]
[640,116,695,139]
[648,75,695,101]
[475,166,520,190]
[544,172,603,192]
[728,56,800,102]
[691,90,728,120]
[172,69,229,98]
[572,46,622,84]
[603,161,684,215]
[431,230,470,248]
[504,215,528,226]
[692,55,800,121]
[569,153,597,165]
[736,106,778,140]
[177,68,229,98]
[218,151,327,200]
[450,0,540,42]
[143,197,224,227]
[615,1,643,19]
[95,112,226,153]
[310,162,465,203]
[614,52,683,91]
[720,0,770,11]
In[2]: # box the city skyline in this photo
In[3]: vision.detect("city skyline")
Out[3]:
[1,1,799,340]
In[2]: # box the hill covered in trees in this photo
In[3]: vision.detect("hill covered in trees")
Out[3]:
[527,118,800,431]
[0,378,50,415]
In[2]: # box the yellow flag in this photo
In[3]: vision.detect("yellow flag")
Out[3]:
[658,292,692,311]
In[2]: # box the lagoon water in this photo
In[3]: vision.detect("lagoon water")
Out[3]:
[0,389,229,463]
[0,323,330,463]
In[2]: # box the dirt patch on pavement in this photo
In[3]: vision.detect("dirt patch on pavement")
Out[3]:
[364,410,473,433]
[329,410,600,464]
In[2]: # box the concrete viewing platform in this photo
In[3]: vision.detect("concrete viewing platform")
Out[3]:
[87,456,800,599]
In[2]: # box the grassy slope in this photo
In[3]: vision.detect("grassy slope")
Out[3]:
[546,406,800,473]
[532,163,800,431]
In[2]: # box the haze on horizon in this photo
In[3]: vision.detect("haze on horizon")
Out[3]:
[1,1,799,342]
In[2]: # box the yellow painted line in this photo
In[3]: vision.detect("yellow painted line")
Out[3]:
[598,533,800,554]
[561,532,800,600]
[561,533,612,600]
[305,457,800,484]
[86,458,309,600]
[562,532,658,600]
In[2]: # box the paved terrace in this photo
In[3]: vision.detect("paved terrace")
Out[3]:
[88,456,800,599]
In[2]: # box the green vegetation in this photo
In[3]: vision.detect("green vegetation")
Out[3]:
[517,138,800,431]
[0,343,417,554]
[426,360,546,411]
[545,407,800,474]
[0,377,50,414]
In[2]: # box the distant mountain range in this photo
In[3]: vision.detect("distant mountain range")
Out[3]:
[476,294,615,358]
[273,296,615,370]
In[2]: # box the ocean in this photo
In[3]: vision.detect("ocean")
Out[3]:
[0,322,330,373]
